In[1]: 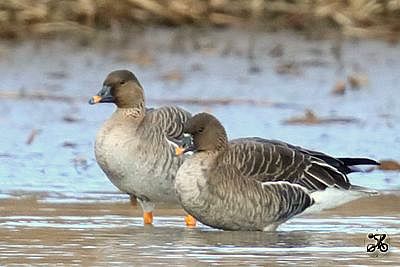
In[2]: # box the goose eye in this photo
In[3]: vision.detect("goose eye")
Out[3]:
[120,80,126,85]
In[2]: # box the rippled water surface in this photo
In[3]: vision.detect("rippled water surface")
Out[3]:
[1,196,399,266]
[0,28,399,265]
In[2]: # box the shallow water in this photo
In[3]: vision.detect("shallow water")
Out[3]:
[0,195,399,266]
[0,28,399,265]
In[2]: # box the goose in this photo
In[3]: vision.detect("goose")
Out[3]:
[175,112,379,231]
[89,70,196,226]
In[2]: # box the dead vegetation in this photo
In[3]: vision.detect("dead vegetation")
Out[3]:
[379,159,400,171]
[0,0,400,39]
[283,109,360,125]
[0,89,298,108]
[331,72,370,95]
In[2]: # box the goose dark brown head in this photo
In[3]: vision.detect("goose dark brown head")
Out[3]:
[89,70,144,108]
[176,113,228,155]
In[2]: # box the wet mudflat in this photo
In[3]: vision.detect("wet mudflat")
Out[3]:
[0,28,399,265]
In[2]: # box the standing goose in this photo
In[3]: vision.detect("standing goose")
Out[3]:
[175,113,379,231]
[89,70,196,226]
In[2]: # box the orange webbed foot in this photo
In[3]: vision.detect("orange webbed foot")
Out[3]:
[185,214,197,227]
[143,211,153,225]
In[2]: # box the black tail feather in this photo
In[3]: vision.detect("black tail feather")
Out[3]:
[338,157,380,166]
[310,156,379,174]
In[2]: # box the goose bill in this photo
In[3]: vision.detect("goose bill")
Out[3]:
[89,85,114,104]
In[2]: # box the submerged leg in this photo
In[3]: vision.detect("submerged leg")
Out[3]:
[137,198,155,225]
[185,214,197,227]
[129,194,137,207]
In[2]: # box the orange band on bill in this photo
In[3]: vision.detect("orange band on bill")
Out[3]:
[91,95,102,104]
[175,146,185,156]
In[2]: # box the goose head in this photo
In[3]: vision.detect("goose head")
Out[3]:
[89,70,144,109]
[176,112,228,155]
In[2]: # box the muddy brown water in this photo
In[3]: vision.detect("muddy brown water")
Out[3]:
[0,28,399,265]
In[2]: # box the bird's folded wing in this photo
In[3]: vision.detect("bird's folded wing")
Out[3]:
[146,106,191,140]
[223,138,351,191]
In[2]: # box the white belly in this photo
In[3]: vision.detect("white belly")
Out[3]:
[94,122,178,204]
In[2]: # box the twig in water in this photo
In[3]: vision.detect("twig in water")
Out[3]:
[26,129,41,145]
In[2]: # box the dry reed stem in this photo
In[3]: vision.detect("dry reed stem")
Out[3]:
[0,0,399,39]
[126,0,183,24]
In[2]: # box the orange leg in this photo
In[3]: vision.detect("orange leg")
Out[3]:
[185,214,197,227]
[143,211,153,224]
